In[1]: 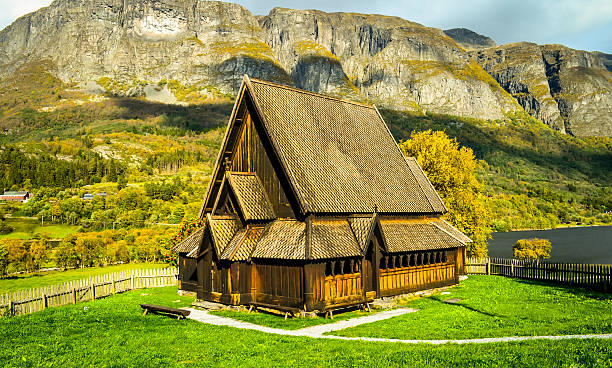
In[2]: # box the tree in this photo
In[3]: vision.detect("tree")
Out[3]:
[117,176,128,191]
[56,235,80,269]
[399,130,491,257]
[0,244,9,276]
[29,239,49,271]
[6,240,28,272]
[75,236,104,267]
[513,238,552,260]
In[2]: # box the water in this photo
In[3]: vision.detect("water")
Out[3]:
[488,225,612,264]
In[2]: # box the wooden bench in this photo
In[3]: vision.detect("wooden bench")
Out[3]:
[323,300,373,319]
[247,302,301,320]
[140,304,191,320]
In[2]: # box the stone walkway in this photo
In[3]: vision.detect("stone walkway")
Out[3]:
[185,308,612,344]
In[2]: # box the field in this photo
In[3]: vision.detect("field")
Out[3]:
[0,262,167,293]
[0,218,80,240]
[332,276,612,339]
[1,277,611,367]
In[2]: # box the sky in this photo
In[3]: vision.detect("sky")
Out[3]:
[0,0,610,53]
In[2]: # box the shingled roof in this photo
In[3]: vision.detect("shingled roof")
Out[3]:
[171,226,205,255]
[204,75,447,216]
[226,172,275,221]
[379,218,467,253]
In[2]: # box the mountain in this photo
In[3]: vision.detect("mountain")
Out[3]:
[470,43,612,136]
[443,28,497,50]
[0,0,610,136]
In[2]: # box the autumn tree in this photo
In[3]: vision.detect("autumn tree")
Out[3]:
[0,244,9,276]
[55,235,80,269]
[28,239,49,271]
[399,130,490,257]
[513,238,552,260]
[164,217,206,266]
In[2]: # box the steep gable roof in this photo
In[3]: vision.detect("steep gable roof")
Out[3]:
[202,75,447,217]
[247,77,444,214]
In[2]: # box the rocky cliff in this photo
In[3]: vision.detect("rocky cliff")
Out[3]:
[0,0,610,136]
[443,28,497,50]
[471,43,612,136]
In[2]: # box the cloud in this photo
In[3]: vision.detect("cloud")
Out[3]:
[1,0,610,53]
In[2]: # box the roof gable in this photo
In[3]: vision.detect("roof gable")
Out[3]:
[226,172,275,221]
[246,77,444,215]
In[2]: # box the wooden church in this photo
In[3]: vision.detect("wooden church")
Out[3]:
[173,75,471,312]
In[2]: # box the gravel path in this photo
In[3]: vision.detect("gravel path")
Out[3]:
[185,308,612,344]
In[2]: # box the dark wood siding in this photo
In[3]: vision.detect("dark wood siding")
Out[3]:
[252,262,303,308]
[229,112,293,218]
[178,255,198,292]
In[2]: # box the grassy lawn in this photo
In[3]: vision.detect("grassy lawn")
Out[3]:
[0,218,80,240]
[332,275,612,339]
[0,263,168,294]
[211,307,379,330]
[1,286,611,367]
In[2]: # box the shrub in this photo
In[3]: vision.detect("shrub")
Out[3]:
[513,238,552,260]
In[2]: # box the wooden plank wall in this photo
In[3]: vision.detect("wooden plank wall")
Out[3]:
[0,268,178,317]
[179,256,198,292]
[229,112,293,217]
[322,273,363,307]
[466,257,612,292]
[252,263,303,307]
[379,262,456,296]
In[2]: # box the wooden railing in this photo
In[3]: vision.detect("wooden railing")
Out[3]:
[0,268,178,317]
[379,262,456,296]
[324,272,362,305]
[466,258,612,291]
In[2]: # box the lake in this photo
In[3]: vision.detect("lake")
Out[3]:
[488,225,612,264]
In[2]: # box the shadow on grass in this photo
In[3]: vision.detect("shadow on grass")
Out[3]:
[430,296,501,318]
[510,277,612,301]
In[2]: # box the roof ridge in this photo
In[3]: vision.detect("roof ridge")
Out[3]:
[248,76,375,109]
[228,228,250,261]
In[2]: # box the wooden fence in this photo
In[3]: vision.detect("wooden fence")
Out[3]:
[466,258,612,291]
[0,267,178,317]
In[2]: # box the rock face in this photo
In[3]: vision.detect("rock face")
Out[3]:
[0,0,610,135]
[0,0,520,122]
[472,43,612,135]
[444,28,497,50]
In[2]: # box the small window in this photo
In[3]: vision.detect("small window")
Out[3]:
[325,262,333,276]
[334,261,342,275]
[344,260,353,274]
[380,257,387,270]
[409,254,416,267]
[402,255,409,267]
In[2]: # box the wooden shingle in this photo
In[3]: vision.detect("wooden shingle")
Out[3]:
[227,172,275,221]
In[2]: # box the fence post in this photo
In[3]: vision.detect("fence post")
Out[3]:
[43,294,48,310]
[486,259,490,275]
[8,300,13,316]
[90,278,94,301]
[72,288,76,304]
[112,277,116,295]
[511,260,515,277]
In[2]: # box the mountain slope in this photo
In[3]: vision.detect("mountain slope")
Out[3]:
[0,0,520,122]
[470,43,612,136]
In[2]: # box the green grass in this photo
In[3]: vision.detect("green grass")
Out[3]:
[332,275,612,340]
[1,285,611,367]
[0,218,80,240]
[211,307,379,330]
[0,263,167,293]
